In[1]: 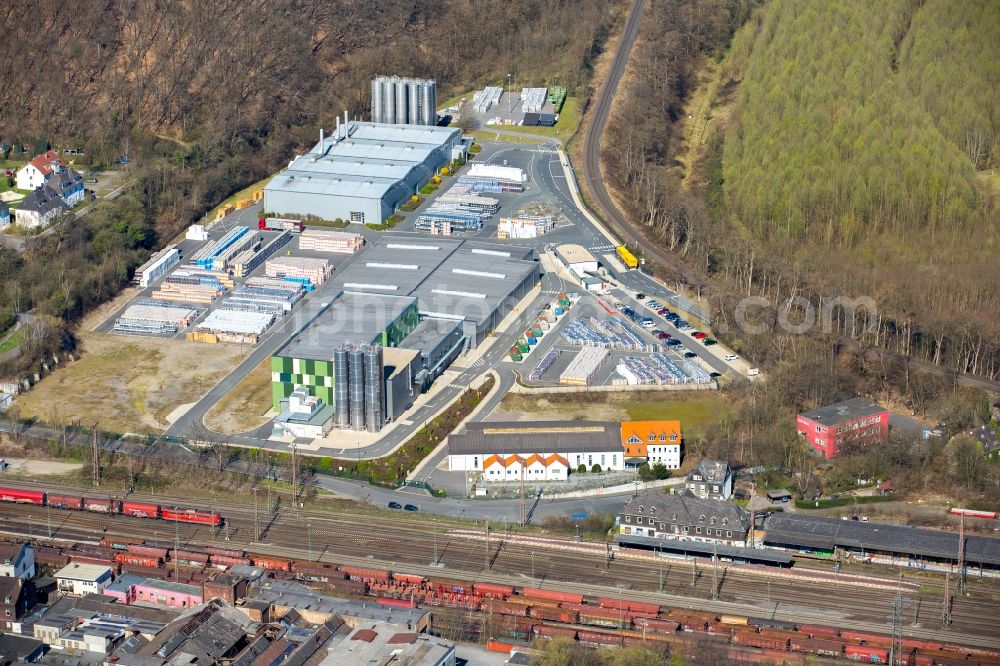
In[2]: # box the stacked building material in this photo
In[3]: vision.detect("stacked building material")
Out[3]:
[435,193,500,213]
[230,230,293,277]
[221,281,302,313]
[414,210,483,234]
[472,86,503,113]
[193,309,274,344]
[559,347,609,386]
[520,87,548,113]
[113,301,198,335]
[298,228,364,254]
[132,245,180,287]
[190,226,251,268]
[210,229,260,271]
[455,176,525,194]
[497,216,554,239]
[265,256,332,285]
[151,272,226,303]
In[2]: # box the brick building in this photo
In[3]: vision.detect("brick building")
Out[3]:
[796,397,889,458]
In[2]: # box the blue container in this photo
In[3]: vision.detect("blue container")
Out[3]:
[554,307,565,316]
[526,336,537,345]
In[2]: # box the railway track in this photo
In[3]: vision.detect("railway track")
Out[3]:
[3,502,999,648]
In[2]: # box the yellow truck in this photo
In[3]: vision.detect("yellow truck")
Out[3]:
[616,245,639,269]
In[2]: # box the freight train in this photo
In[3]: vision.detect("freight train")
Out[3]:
[23,536,999,666]
[0,487,222,526]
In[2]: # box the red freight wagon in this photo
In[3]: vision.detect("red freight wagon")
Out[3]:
[799,623,840,639]
[48,494,84,510]
[101,536,143,550]
[83,498,119,513]
[162,507,221,526]
[209,555,252,568]
[731,629,790,651]
[293,563,345,582]
[932,655,977,666]
[428,578,469,594]
[622,634,673,649]
[122,501,160,518]
[844,644,888,663]
[394,573,426,585]
[126,544,169,560]
[170,549,209,565]
[323,578,367,596]
[474,582,514,597]
[528,606,577,623]
[377,597,416,609]
[577,629,625,647]
[252,556,292,572]
[633,617,680,633]
[481,600,529,617]
[0,488,45,505]
[339,565,389,582]
[114,553,162,567]
[597,597,660,615]
[69,554,116,567]
[204,546,246,559]
[533,625,578,640]
[907,651,934,666]
[521,587,584,604]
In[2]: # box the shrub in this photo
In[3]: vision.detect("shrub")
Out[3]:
[591,464,602,473]
[576,464,587,474]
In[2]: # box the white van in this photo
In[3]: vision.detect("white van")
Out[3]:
[747,367,760,377]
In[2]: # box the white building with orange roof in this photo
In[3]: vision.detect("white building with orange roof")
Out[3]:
[620,420,682,469]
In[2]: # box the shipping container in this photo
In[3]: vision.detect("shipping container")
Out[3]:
[720,614,750,626]
[521,587,584,604]
[486,640,515,654]
[0,488,45,505]
[48,494,84,510]
[122,501,160,519]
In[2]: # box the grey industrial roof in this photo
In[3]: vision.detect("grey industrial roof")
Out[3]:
[763,513,1000,565]
[264,122,460,202]
[332,237,539,326]
[449,421,622,455]
[615,534,793,564]
[276,290,417,360]
[249,578,427,626]
[621,491,750,531]
[139,578,202,595]
[799,397,886,425]
[399,317,462,358]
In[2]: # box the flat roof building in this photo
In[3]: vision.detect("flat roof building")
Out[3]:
[796,397,889,458]
[554,244,598,277]
[264,122,461,225]
[54,562,113,596]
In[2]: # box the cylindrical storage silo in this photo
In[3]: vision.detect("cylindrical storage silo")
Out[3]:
[348,346,366,430]
[371,78,383,123]
[364,345,385,433]
[383,77,396,124]
[334,345,351,428]
[394,78,408,124]
[408,81,420,126]
[420,82,436,126]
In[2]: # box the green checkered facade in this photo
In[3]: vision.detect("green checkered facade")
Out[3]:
[270,300,420,411]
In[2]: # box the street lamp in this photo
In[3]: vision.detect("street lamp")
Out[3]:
[154,531,158,549]
[531,551,535,579]
[307,523,312,561]
[433,517,438,565]
[575,524,580,542]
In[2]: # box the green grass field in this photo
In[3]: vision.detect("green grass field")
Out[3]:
[0,328,24,354]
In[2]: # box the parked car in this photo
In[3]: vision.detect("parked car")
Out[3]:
[675,345,687,353]
[703,338,717,345]
[657,308,670,316]
[724,354,739,361]
[635,293,646,300]
[684,351,697,358]
[666,339,681,346]
[388,501,402,510]
[747,367,760,377]
[709,371,722,378]
[657,331,671,340]
[85,177,98,183]
[640,318,655,328]
[404,504,419,512]
[692,332,708,340]
[647,300,661,308]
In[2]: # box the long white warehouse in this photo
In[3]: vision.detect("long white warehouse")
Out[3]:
[263,122,462,226]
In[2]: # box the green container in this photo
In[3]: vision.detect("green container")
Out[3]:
[559,298,570,307]
[519,344,530,353]
[531,327,543,337]
[510,352,523,362]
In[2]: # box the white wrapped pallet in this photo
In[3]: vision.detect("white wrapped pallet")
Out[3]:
[559,347,609,386]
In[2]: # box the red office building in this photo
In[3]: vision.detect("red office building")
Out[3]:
[796,397,889,459]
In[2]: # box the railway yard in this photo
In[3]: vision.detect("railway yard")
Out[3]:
[0,480,998,660]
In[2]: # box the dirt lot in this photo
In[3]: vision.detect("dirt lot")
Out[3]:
[0,457,82,476]
[15,331,246,434]
[204,358,273,434]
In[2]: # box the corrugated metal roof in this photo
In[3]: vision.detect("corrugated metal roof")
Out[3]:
[449,421,622,455]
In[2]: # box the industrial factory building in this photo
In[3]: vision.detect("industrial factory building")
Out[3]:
[370,76,438,126]
[331,237,540,347]
[262,120,461,225]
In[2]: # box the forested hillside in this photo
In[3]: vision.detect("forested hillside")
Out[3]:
[720,0,1000,375]
[0,0,615,372]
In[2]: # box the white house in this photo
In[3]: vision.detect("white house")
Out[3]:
[53,562,113,596]
[684,458,734,500]
[483,453,569,481]
[15,150,63,191]
[44,167,84,206]
[0,543,35,579]
[14,186,66,229]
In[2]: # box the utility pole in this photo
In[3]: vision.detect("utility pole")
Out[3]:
[957,517,967,594]
[942,572,952,628]
[46,503,51,539]
[291,444,297,504]
[657,547,663,593]
[691,557,698,588]
[519,466,525,527]
[174,519,180,581]
[91,424,100,487]
[890,578,903,666]
[483,519,490,573]
[253,487,260,541]
[712,542,720,601]
[307,523,312,561]
[432,517,438,566]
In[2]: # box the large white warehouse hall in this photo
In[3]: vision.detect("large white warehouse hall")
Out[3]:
[263,121,462,225]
